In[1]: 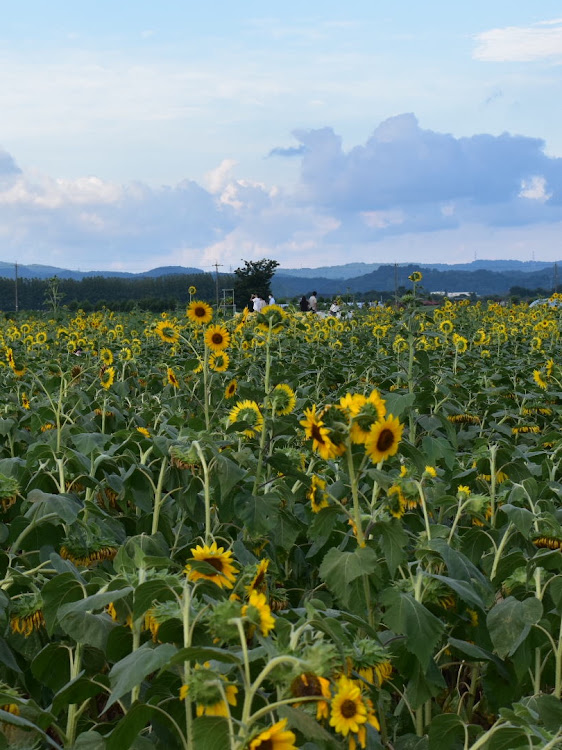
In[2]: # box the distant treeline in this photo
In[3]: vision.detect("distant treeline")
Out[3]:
[0,273,237,313]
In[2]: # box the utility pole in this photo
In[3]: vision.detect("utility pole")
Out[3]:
[14,262,18,313]
[213,262,223,310]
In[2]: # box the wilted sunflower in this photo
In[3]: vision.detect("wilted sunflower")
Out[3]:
[188,285,197,295]
[364,415,403,463]
[248,719,297,750]
[228,400,263,437]
[100,366,115,390]
[155,321,180,343]
[224,379,238,399]
[187,300,213,325]
[246,559,269,595]
[99,348,114,365]
[308,474,329,513]
[187,541,238,589]
[242,590,275,636]
[167,367,179,388]
[204,324,230,352]
[10,594,46,638]
[209,351,230,372]
[272,383,296,415]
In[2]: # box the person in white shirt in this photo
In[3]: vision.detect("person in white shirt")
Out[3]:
[268,294,276,305]
[253,295,266,312]
[308,291,318,313]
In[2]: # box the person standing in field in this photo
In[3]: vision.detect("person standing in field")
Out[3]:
[299,295,309,312]
[253,295,266,313]
[308,291,318,313]
[268,294,276,305]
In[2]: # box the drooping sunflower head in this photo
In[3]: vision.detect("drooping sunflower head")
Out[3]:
[246,558,270,595]
[9,593,46,638]
[186,541,238,589]
[209,351,230,372]
[0,473,19,513]
[188,285,197,295]
[228,400,263,437]
[272,384,296,416]
[204,324,230,352]
[187,300,213,325]
[255,304,287,333]
[155,320,180,343]
[364,414,403,463]
[224,379,238,399]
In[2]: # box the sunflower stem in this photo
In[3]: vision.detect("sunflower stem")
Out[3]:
[346,439,365,547]
[193,441,212,543]
[252,320,273,495]
[150,456,168,536]
[203,342,210,431]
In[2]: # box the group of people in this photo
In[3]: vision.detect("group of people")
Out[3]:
[299,291,317,313]
[248,293,275,312]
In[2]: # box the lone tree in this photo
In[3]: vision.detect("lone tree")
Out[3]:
[234,258,279,307]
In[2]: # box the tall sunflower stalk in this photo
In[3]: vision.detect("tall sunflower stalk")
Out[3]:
[252,318,273,495]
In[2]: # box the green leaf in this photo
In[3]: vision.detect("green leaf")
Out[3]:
[162,646,242,670]
[428,712,465,750]
[485,727,529,750]
[0,636,22,673]
[215,454,247,499]
[192,717,229,750]
[73,732,106,749]
[236,492,280,536]
[31,644,70,690]
[531,694,562,731]
[319,546,378,606]
[448,638,509,679]
[58,588,132,617]
[42,573,85,634]
[0,709,61,749]
[373,519,408,575]
[487,596,543,659]
[58,610,116,651]
[52,674,107,715]
[106,703,181,750]
[381,589,444,668]
[133,580,177,621]
[384,392,416,419]
[500,504,535,536]
[278,706,343,748]
[24,489,82,524]
[107,642,177,709]
[429,539,491,591]
[72,433,110,455]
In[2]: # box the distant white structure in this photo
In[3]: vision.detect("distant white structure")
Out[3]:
[432,291,474,299]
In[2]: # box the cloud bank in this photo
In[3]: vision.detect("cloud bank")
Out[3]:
[2,114,562,270]
[473,18,562,62]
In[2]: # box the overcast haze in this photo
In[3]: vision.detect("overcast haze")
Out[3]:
[1,1,562,272]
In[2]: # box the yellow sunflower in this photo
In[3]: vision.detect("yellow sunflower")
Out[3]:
[246,559,269,594]
[100,367,115,390]
[155,321,180,343]
[272,384,296,415]
[228,400,263,437]
[167,367,179,388]
[330,676,368,737]
[533,370,547,390]
[187,300,213,325]
[439,319,454,335]
[204,324,230,352]
[186,541,238,589]
[21,393,30,410]
[364,415,403,463]
[188,285,197,295]
[300,405,346,460]
[291,672,332,720]
[196,682,238,717]
[99,348,114,365]
[308,474,329,513]
[137,427,150,438]
[242,589,275,636]
[248,719,297,750]
[209,351,230,372]
[224,379,238,399]
[409,270,423,283]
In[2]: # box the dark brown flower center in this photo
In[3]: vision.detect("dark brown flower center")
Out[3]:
[341,698,358,718]
[291,673,321,697]
[311,423,326,444]
[203,557,224,572]
[195,306,206,317]
[212,333,223,344]
[256,740,273,750]
[376,428,395,452]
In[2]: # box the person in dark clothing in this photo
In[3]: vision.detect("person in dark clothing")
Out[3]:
[299,295,309,312]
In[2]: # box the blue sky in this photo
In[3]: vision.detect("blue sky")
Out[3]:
[1,1,562,271]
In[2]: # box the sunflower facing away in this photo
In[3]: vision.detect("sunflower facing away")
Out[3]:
[99,347,114,365]
[291,672,332,720]
[308,474,329,513]
[242,589,275,636]
[248,718,297,750]
[186,541,238,589]
[228,400,263,437]
[272,383,296,415]
[209,351,230,372]
[204,324,231,352]
[187,300,213,325]
[364,414,403,463]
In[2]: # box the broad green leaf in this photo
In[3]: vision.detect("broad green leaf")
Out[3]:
[215,454,247,499]
[42,573,85,634]
[0,636,22,673]
[107,642,177,709]
[381,589,444,668]
[106,702,181,750]
[279,706,343,748]
[192,717,229,750]
[162,646,242,670]
[0,709,61,749]
[428,712,465,750]
[236,492,280,536]
[73,732,106,749]
[430,574,486,611]
[373,519,408,575]
[52,674,107,715]
[58,611,116,651]
[133,579,178,620]
[24,490,81,524]
[319,547,378,606]
[485,727,529,750]
[72,433,110,455]
[447,638,509,679]
[499,504,535,536]
[487,596,543,659]
[58,588,132,617]
[530,694,562,731]
[31,644,70,690]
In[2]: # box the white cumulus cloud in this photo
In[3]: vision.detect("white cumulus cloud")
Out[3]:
[474,19,562,62]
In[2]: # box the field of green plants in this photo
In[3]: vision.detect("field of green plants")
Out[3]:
[1,284,562,750]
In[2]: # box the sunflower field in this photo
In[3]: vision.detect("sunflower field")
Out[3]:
[1,286,562,750]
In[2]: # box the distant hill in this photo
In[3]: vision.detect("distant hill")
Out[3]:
[1,262,204,280]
